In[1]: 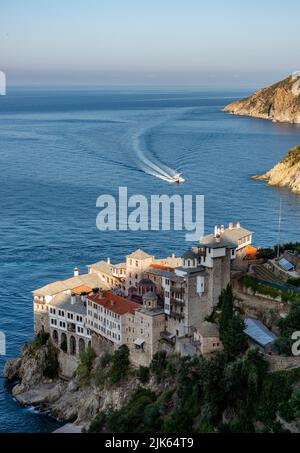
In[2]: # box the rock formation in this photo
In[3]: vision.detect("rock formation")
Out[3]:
[223,73,300,124]
[252,145,300,194]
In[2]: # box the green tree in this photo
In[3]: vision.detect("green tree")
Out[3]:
[43,344,59,379]
[219,286,248,358]
[109,345,130,384]
[277,302,300,355]
[77,347,96,386]
[150,351,168,382]
[257,248,276,260]
[137,366,150,384]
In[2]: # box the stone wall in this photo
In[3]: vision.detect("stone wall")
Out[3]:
[91,331,115,356]
[263,354,300,373]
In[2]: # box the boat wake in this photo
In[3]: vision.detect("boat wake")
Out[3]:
[132,119,184,184]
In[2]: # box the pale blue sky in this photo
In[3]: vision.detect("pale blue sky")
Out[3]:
[0,0,299,87]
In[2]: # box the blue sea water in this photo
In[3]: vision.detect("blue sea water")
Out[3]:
[0,87,299,432]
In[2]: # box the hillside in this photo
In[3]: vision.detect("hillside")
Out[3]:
[4,289,300,433]
[223,73,300,123]
[253,145,300,194]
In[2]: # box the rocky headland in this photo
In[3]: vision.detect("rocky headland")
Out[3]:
[253,145,300,194]
[223,72,300,124]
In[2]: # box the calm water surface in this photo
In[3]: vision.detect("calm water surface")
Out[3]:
[0,87,299,432]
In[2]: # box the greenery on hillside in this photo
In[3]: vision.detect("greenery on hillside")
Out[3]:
[76,347,97,386]
[218,286,248,358]
[243,275,299,303]
[282,145,300,166]
[88,286,300,433]
[276,302,300,356]
[89,347,300,433]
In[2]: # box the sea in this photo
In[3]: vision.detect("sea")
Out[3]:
[0,86,299,432]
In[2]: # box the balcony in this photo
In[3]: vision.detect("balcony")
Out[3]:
[169,311,184,321]
[67,323,76,333]
[170,298,185,307]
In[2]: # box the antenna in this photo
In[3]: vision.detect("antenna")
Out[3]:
[277,198,282,259]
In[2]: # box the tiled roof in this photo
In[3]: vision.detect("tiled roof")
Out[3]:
[87,291,140,315]
[88,260,113,275]
[198,321,219,338]
[200,224,253,249]
[72,285,93,295]
[49,293,87,315]
[150,263,173,271]
[126,249,153,260]
[34,273,108,297]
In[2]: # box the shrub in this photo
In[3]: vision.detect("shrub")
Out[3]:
[88,411,108,433]
[76,347,96,386]
[218,286,248,358]
[137,366,150,384]
[150,351,168,381]
[109,345,130,384]
[277,302,300,355]
[100,352,112,368]
[93,367,106,387]
[44,345,59,379]
[287,277,300,288]
[257,248,276,260]
[31,332,50,350]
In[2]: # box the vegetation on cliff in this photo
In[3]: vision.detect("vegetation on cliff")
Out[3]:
[5,286,300,433]
[223,75,300,124]
[88,288,300,433]
[253,145,300,194]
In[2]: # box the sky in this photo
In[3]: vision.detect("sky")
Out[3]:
[0,0,299,87]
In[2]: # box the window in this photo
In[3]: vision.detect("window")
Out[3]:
[135,261,138,267]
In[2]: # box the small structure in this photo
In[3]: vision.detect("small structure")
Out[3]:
[278,258,295,272]
[244,318,278,354]
[195,322,223,355]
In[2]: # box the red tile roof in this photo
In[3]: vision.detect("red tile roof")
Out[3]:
[87,291,140,315]
[150,263,173,271]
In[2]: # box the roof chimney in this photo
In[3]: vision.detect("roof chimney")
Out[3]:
[228,222,233,230]
[71,293,76,304]
[215,234,221,243]
[107,257,111,264]
[220,225,225,233]
[172,253,175,258]
[73,267,79,277]
[214,226,218,237]
[236,222,241,229]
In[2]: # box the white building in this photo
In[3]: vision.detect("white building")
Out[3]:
[48,292,92,355]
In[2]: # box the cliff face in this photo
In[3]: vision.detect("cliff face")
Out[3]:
[253,145,300,194]
[3,342,170,430]
[223,73,300,123]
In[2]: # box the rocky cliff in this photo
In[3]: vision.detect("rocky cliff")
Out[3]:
[253,145,300,194]
[3,342,171,431]
[223,73,300,123]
